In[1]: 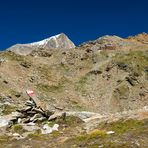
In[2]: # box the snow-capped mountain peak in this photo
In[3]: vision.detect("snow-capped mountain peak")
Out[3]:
[7,33,75,55]
[29,33,75,49]
[30,34,62,47]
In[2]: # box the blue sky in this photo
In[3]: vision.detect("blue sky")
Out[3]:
[0,0,148,50]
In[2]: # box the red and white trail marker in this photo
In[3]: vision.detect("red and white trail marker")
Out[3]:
[26,89,35,97]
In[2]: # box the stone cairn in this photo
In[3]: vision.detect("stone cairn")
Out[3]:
[10,90,66,125]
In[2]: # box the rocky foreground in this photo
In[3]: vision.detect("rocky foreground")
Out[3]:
[0,105,148,147]
[0,33,148,147]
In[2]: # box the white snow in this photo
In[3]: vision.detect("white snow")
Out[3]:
[29,33,62,47]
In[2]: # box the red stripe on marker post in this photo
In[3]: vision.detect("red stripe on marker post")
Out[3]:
[26,89,34,96]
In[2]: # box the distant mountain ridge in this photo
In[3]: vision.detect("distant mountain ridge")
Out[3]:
[7,33,75,55]
[6,32,148,56]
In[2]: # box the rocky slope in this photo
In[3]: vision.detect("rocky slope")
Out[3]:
[0,33,147,113]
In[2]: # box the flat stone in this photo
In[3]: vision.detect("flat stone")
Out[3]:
[41,124,59,134]
[11,112,22,118]
[48,112,65,121]
[106,131,115,134]
[13,133,20,137]
[12,133,24,140]
[25,101,35,107]
[0,118,9,127]
[18,118,22,123]
[21,124,40,132]
[30,114,43,121]
[33,117,46,123]
[27,122,36,126]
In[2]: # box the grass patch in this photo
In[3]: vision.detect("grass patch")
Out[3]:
[99,119,144,134]
[46,115,83,127]
[10,90,22,98]
[63,119,147,147]
[72,104,83,111]
[37,65,52,81]
[100,50,109,58]
[27,130,42,139]
[0,51,22,61]
[69,100,84,111]
[64,116,84,126]
[0,135,11,143]
[51,131,60,138]
[115,84,129,99]
[75,75,89,93]
[1,104,16,115]
[36,83,63,93]
[60,63,70,72]
[87,130,107,139]
[11,124,26,134]
[113,50,148,76]
[66,129,107,145]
